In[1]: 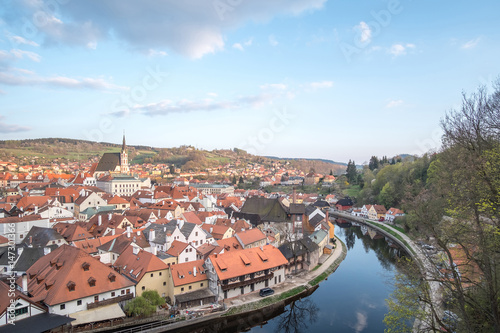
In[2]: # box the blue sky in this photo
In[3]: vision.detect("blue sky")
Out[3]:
[1,0,499,164]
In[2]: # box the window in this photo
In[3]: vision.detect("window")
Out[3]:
[126,289,130,294]
[181,287,184,292]
[142,286,145,290]
[121,290,125,295]
[200,283,203,287]
[60,304,66,310]
[185,258,188,262]
[94,295,99,302]
[151,273,153,277]
[163,282,166,286]
[189,286,192,290]
[159,272,162,276]
[15,307,28,316]
[77,300,82,306]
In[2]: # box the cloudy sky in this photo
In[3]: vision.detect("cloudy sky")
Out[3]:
[1,0,499,164]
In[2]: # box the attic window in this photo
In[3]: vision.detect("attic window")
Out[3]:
[56,262,63,270]
[67,281,76,291]
[82,262,90,271]
[88,277,96,287]
[108,273,116,282]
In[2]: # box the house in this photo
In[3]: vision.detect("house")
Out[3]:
[52,223,93,244]
[361,204,372,217]
[278,237,320,274]
[308,229,329,253]
[144,220,207,253]
[234,228,267,249]
[368,205,387,220]
[215,237,243,253]
[113,245,169,297]
[21,226,67,248]
[22,245,135,316]
[385,207,405,222]
[74,191,108,216]
[181,211,203,225]
[166,259,216,309]
[166,240,197,264]
[201,224,234,241]
[107,195,130,210]
[304,205,326,234]
[335,197,354,211]
[206,245,288,301]
[12,246,58,276]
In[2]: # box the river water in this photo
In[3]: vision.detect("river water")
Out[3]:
[247,221,408,333]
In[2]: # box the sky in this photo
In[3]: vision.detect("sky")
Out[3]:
[1,0,499,164]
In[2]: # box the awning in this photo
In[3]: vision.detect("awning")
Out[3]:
[175,288,216,304]
[69,303,125,326]
[0,313,74,333]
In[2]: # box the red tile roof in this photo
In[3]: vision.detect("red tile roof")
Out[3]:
[113,245,168,282]
[234,228,266,247]
[23,244,134,305]
[166,240,189,257]
[170,259,207,287]
[209,245,287,281]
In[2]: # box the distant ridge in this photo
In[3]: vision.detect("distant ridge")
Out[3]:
[264,156,347,166]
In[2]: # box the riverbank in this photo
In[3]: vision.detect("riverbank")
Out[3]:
[88,237,347,333]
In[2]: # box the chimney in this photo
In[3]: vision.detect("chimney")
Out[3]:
[210,227,213,233]
[44,247,51,255]
[326,209,329,223]
[132,247,139,255]
[34,205,38,214]
[108,213,112,220]
[112,228,115,236]
[152,246,157,255]
[98,215,102,226]
[193,266,197,277]
[127,226,131,238]
[21,274,28,294]
[293,187,296,204]
[17,247,24,256]
[29,236,32,245]
[137,230,141,236]
[150,229,156,240]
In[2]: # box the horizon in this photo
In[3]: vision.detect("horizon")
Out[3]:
[1,1,499,164]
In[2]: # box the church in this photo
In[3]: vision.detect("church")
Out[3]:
[91,134,129,178]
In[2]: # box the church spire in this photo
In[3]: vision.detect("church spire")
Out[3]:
[122,131,126,152]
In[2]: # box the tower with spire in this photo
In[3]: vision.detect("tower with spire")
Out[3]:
[120,132,129,174]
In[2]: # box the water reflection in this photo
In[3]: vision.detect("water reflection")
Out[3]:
[275,298,319,333]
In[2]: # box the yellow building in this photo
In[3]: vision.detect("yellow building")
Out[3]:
[113,245,169,297]
[166,259,215,308]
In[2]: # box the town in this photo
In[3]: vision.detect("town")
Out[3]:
[0,136,405,331]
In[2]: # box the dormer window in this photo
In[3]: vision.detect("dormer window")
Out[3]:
[108,273,116,282]
[67,281,76,291]
[82,262,90,271]
[88,277,96,287]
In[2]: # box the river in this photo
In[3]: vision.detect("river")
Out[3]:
[246,220,409,333]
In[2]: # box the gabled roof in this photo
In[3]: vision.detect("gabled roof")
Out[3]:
[21,226,65,247]
[108,195,129,205]
[94,153,121,172]
[234,228,266,247]
[97,236,132,255]
[53,223,93,242]
[209,245,287,281]
[23,245,134,305]
[278,238,319,260]
[239,197,290,222]
[201,224,232,240]
[113,245,168,283]
[308,229,328,245]
[372,204,387,214]
[0,280,46,319]
[215,237,242,252]
[166,240,190,257]
[170,259,207,287]
[289,203,305,214]
[16,196,52,210]
[181,211,203,225]
[308,214,325,228]
[336,197,354,206]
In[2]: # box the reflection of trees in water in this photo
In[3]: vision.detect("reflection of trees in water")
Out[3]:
[275,298,319,333]
[338,224,407,271]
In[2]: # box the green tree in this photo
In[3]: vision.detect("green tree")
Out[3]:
[369,156,379,171]
[346,160,358,184]
[125,290,165,317]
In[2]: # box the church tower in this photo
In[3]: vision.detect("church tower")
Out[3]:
[120,133,129,174]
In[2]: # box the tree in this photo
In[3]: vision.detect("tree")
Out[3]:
[125,290,165,317]
[346,160,358,184]
[368,156,379,171]
[400,81,500,332]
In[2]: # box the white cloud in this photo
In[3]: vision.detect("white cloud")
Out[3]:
[386,99,404,108]
[351,312,368,333]
[269,34,279,46]
[0,69,126,91]
[233,43,244,51]
[9,35,39,47]
[207,92,218,97]
[5,0,325,58]
[355,21,372,44]
[148,49,168,57]
[389,43,416,57]
[461,37,480,49]
[260,83,287,90]
[309,81,333,89]
[10,49,41,62]
[244,38,253,46]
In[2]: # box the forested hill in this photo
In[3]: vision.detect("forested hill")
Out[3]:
[0,138,347,174]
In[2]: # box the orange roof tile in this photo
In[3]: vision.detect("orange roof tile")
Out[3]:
[170,259,207,287]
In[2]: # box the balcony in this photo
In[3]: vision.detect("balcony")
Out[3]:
[221,272,274,291]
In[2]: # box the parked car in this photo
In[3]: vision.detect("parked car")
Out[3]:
[259,288,274,297]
